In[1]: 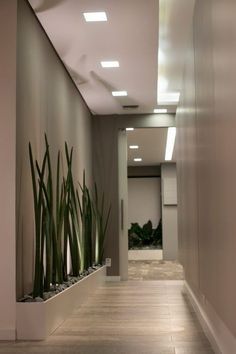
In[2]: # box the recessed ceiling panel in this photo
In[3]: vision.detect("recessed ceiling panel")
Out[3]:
[127,127,176,166]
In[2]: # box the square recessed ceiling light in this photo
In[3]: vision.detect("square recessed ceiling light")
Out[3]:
[101,61,119,68]
[129,145,139,149]
[158,92,180,104]
[154,108,167,114]
[83,12,107,22]
[134,158,142,162]
[112,91,127,97]
[126,127,134,131]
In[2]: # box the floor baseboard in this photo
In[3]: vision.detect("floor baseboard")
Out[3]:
[185,281,236,354]
[106,276,121,281]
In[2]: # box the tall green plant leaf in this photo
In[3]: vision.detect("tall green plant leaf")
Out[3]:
[29,142,48,297]
[93,182,111,265]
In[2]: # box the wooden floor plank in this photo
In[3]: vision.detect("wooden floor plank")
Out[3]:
[0,280,214,354]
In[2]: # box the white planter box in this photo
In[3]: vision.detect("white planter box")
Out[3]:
[16,266,106,340]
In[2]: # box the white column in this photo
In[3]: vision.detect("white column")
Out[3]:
[161,163,178,260]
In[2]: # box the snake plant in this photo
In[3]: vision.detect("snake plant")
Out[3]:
[29,135,65,296]
[93,183,111,265]
[29,135,109,298]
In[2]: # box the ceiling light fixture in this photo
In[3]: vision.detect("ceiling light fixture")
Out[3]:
[153,108,167,114]
[101,61,119,68]
[165,127,176,161]
[129,145,139,149]
[83,12,107,22]
[134,158,142,162]
[126,127,134,131]
[158,92,180,104]
[112,91,127,96]
[158,50,165,64]
[158,76,168,92]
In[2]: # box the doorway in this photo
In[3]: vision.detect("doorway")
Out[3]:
[119,127,183,280]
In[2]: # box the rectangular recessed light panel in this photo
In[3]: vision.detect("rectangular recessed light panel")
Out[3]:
[153,109,167,113]
[158,92,180,104]
[129,145,139,149]
[112,91,127,96]
[101,61,119,68]
[83,12,107,22]
[126,127,134,131]
[165,127,176,161]
[134,158,142,162]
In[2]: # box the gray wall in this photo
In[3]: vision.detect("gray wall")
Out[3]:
[177,0,236,337]
[128,165,161,177]
[93,114,175,276]
[16,0,93,297]
[128,177,161,228]
[161,164,178,260]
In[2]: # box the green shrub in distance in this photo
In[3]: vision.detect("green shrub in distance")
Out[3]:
[128,219,162,249]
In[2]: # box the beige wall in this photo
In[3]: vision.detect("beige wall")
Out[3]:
[0,0,17,340]
[16,0,92,298]
[177,0,236,337]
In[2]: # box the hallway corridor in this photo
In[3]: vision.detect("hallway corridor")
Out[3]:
[0,281,213,354]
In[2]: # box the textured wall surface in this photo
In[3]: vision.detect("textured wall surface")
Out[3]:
[0,0,17,340]
[16,0,92,297]
[177,0,236,336]
[92,117,120,276]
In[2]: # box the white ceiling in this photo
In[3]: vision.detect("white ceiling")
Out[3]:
[127,128,176,166]
[28,0,195,116]
[28,0,194,161]
[29,0,160,115]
